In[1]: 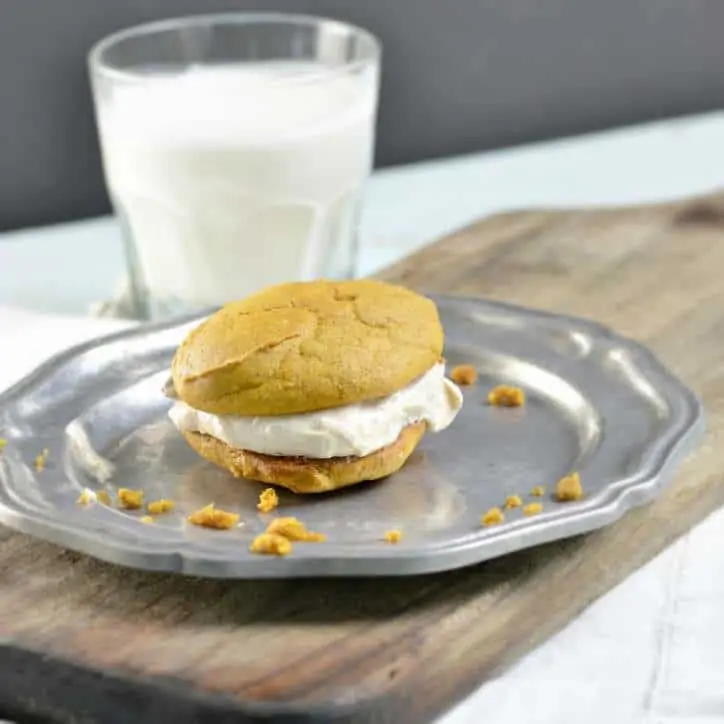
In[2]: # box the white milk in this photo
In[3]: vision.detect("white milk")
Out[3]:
[96,62,378,313]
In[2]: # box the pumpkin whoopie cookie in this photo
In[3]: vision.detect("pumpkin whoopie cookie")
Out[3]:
[167,280,462,493]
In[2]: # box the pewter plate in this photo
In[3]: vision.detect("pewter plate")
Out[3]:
[0,296,704,578]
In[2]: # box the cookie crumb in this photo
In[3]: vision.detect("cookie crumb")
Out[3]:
[96,490,111,506]
[555,472,583,502]
[250,532,293,556]
[530,486,546,497]
[0,438,6,451]
[481,507,505,526]
[257,488,279,513]
[117,488,144,510]
[140,516,154,524]
[266,517,326,542]
[34,449,48,472]
[450,364,478,386]
[188,503,239,530]
[147,499,175,515]
[504,494,523,509]
[523,502,543,517]
[77,488,95,506]
[384,530,402,544]
[488,385,525,407]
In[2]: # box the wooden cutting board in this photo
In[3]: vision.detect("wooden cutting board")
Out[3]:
[2,194,724,724]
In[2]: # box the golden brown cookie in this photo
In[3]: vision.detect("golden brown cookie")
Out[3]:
[171,280,443,416]
[180,421,427,493]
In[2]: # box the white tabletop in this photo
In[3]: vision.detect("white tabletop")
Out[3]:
[2,111,724,724]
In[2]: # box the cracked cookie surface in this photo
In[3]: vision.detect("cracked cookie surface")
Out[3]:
[171,280,443,416]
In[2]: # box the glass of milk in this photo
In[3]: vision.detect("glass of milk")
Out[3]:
[89,14,380,319]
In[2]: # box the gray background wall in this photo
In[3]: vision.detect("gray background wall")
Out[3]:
[2,0,724,231]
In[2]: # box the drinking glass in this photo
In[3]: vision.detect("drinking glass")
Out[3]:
[89,14,381,319]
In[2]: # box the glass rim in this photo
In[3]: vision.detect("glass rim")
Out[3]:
[88,12,381,84]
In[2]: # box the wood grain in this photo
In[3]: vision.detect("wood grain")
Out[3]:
[3,194,724,724]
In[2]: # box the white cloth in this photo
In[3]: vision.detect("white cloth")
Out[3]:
[1,305,721,724]
[0,306,132,391]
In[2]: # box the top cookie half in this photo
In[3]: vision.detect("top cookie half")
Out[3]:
[171,280,444,416]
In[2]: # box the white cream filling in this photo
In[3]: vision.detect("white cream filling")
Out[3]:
[169,362,462,459]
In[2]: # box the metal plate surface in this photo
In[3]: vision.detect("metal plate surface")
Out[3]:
[0,296,704,578]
